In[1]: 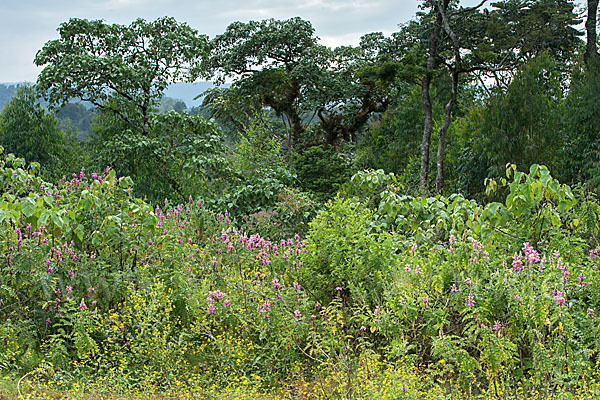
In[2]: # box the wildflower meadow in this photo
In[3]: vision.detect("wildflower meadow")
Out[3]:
[1,150,600,399]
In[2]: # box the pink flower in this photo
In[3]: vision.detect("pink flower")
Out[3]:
[578,273,586,287]
[422,296,429,305]
[493,320,502,331]
[293,281,301,290]
[450,284,458,293]
[467,295,475,307]
[588,308,594,318]
[360,325,366,331]
[148,238,153,245]
[512,254,524,271]
[294,310,301,319]
[79,299,87,310]
[224,299,230,306]
[553,291,566,306]
[449,235,457,246]
[272,278,280,289]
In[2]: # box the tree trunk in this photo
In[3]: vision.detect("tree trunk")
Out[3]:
[585,0,599,67]
[420,9,444,195]
[435,70,458,194]
[435,0,461,194]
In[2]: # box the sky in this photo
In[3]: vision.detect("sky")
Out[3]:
[0,0,427,82]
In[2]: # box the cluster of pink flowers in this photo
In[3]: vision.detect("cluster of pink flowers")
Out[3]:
[206,290,228,314]
[470,239,489,264]
[557,260,570,284]
[552,290,566,306]
[448,234,457,253]
[493,320,502,331]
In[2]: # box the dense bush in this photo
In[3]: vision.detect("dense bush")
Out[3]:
[293,145,352,202]
[2,150,600,399]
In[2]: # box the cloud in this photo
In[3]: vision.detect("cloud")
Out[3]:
[297,0,374,12]
[0,0,419,82]
[105,0,146,9]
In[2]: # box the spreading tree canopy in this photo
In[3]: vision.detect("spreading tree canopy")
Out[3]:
[206,17,400,150]
[35,17,209,136]
[34,17,212,199]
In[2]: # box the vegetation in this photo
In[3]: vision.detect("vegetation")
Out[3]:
[1,0,600,397]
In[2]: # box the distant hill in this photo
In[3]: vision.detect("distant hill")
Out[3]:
[1,81,222,110]
[0,83,21,109]
[0,81,227,140]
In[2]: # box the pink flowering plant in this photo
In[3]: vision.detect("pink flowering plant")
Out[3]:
[1,151,600,398]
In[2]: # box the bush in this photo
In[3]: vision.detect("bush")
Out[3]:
[293,145,351,202]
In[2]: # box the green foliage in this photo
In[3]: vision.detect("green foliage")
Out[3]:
[560,59,600,188]
[242,187,319,241]
[209,112,294,218]
[293,145,351,202]
[55,102,95,140]
[376,164,578,248]
[92,108,231,203]
[355,85,423,176]
[0,146,600,398]
[300,197,394,306]
[456,53,565,197]
[0,85,79,181]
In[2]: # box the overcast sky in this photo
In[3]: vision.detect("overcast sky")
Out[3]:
[0,0,434,82]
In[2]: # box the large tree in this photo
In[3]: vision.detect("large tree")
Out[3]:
[34,17,210,197]
[35,17,208,135]
[207,18,399,152]
[207,17,324,152]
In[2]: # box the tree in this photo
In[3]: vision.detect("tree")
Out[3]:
[411,0,581,194]
[308,33,399,147]
[585,0,599,67]
[207,18,399,153]
[0,85,76,179]
[35,17,209,197]
[208,18,324,152]
[457,53,564,197]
